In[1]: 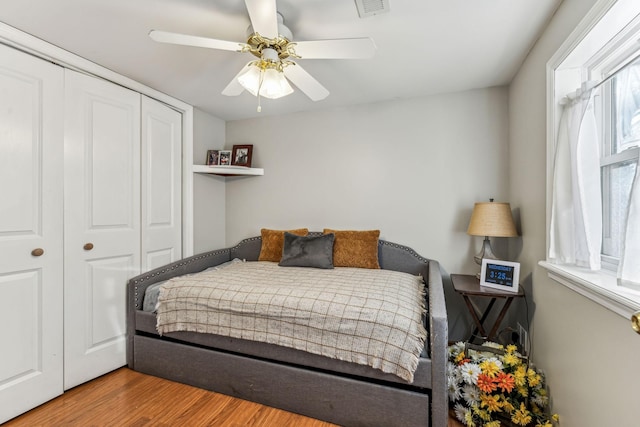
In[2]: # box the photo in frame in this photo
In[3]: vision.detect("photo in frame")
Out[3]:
[231,144,253,167]
[206,150,219,166]
[218,150,232,166]
[480,258,520,293]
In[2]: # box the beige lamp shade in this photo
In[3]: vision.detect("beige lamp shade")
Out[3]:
[467,202,518,237]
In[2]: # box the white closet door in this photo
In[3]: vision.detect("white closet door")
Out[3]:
[141,96,182,271]
[0,45,64,423]
[64,70,141,389]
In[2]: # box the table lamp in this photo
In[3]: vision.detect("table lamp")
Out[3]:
[467,199,518,264]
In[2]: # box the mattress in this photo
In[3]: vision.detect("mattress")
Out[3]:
[140,260,432,386]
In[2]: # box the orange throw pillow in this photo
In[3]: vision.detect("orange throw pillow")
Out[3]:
[323,229,380,269]
[258,228,309,262]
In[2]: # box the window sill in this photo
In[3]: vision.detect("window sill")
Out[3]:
[538,260,640,319]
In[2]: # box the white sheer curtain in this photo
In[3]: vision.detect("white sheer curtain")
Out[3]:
[619,166,640,288]
[549,85,602,269]
[615,64,640,289]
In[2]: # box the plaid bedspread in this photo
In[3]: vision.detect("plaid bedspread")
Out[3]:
[156,261,427,382]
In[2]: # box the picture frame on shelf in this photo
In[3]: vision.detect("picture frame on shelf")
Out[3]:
[218,150,232,166]
[480,258,520,293]
[206,150,219,166]
[231,144,253,167]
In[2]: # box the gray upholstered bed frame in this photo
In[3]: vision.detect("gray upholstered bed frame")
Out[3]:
[126,234,448,427]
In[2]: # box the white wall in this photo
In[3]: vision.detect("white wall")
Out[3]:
[192,108,226,253]
[509,0,640,425]
[225,88,511,337]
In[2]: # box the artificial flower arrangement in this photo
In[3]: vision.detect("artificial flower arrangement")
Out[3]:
[447,341,559,427]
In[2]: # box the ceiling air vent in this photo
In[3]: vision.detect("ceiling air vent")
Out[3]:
[354,0,390,18]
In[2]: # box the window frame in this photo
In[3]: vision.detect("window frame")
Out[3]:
[543,0,640,319]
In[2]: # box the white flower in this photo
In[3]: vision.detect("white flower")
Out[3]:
[454,402,469,423]
[462,384,481,406]
[532,391,549,406]
[460,362,482,385]
[447,361,457,375]
[448,373,462,401]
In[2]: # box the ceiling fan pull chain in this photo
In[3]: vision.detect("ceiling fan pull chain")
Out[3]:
[257,67,265,112]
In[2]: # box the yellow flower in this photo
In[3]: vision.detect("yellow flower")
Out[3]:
[536,422,553,427]
[506,344,518,354]
[480,393,502,413]
[528,369,541,387]
[486,422,501,427]
[552,414,560,422]
[512,402,533,426]
[503,352,521,367]
[514,366,527,386]
[473,406,491,421]
[517,386,529,397]
[455,352,467,363]
[479,359,501,378]
[501,398,515,412]
[464,411,476,427]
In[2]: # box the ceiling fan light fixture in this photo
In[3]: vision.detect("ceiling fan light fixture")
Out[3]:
[237,62,293,100]
[259,67,294,99]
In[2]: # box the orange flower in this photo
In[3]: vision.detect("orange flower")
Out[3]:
[476,373,497,393]
[495,372,515,393]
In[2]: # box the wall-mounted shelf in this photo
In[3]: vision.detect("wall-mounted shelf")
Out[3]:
[192,164,264,177]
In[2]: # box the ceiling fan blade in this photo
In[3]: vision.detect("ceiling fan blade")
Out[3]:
[293,38,376,59]
[149,30,242,52]
[245,0,278,39]
[283,63,329,101]
[221,62,253,96]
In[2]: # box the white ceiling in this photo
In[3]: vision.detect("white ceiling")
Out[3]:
[0,0,562,121]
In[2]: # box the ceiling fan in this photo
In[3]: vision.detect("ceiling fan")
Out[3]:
[149,0,376,110]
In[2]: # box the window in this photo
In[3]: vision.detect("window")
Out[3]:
[544,0,640,318]
[600,57,640,262]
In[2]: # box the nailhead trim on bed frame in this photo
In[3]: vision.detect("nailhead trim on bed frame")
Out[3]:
[132,248,232,308]
[131,236,428,309]
[379,240,429,264]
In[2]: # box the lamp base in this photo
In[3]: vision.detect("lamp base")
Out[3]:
[474,236,499,265]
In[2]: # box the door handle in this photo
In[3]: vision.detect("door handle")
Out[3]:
[31,248,44,257]
[83,243,94,251]
[632,312,640,335]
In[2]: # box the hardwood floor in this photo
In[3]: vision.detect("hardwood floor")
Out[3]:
[4,368,337,427]
[5,367,461,426]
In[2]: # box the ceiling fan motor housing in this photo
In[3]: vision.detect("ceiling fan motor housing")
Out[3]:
[245,12,295,60]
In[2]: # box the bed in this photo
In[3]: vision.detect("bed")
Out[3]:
[126,232,448,427]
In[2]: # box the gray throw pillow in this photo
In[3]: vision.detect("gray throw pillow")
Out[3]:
[278,232,335,269]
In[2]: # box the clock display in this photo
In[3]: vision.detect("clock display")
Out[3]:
[484,263,515,287]
[480,259,520,293]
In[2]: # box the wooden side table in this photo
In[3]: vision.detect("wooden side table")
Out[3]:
[451,274,524,343]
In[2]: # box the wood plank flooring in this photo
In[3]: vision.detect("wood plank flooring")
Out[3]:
[5,367,461,426]
[4,368,337,427]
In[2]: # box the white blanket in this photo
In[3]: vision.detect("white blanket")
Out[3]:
[156,261,427,383]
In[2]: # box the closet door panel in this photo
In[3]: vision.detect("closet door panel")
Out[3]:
[90,102,138,227]
[141,96,182,272]
[0,44,64,424]
[64,70,141,389]
[86,256,132,344]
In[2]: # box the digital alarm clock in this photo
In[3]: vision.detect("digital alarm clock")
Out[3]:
[480,259,520,293]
